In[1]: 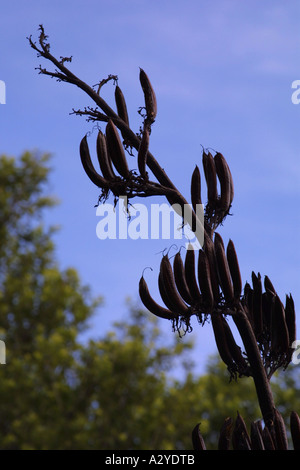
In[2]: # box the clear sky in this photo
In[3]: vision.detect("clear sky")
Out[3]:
[1,0,299,375]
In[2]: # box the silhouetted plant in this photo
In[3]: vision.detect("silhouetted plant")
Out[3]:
[28,25,299,450]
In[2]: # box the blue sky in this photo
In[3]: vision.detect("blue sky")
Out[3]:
[1,0,299,375]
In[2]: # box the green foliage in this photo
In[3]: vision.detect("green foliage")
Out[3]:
[0,152,299,450]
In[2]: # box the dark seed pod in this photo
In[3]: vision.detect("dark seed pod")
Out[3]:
[214,232,234,303]
[139,276,175,320]
[184,245,202,302]
[202,151,218,205]
[139,68,157,123]
[250,421,265,450]
[271,295,289,355]
[192,423,206,450]
[106,119,130,178]
[262,291,273,333]
[226,239,242,300]
[197,249,214,310]
[221,316,249,374]
[191,165,202,213]
[264,275,276,295]
[290,411,300,450]
[285,294,296,347]
[273,408,288,450]
[114,85,129,126]
[137,125,150,178]
[173,252,194,306]
[211,314,234,369]
[204,237,220,302]
[160,255,189,315]
[96,130,116,180]
[215,152,234,205]
[218,417,233,450]
[214,152,231,213]
[79,135,109,188]
[261,426,275,450]
[251,272,263,339]
[232,412,251,450]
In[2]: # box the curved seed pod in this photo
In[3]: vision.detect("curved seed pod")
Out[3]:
[191,165,202,213]
[139,68,157,123]
[79,136,109,189]
[264,275,276,296]
[160,255,189,315]
[250,421,265,450]
[271,295,289,355]
[106,119,130,178]
[139,276,175,320]
[226,239,242,299]
[137,125,150,178]
[197,249,214,310]
[173,252,194,305]
[211,314,234,368]
[184,245,202,302]
[273,408,288,450]
[251,272,263,339]
[285,294,296,347]
[204,237,220,302]
[114,85,129,126]
[214,232,234,303]
[221,316,249,373]
[262,291,273,333]
[290,411,300,450]
[214,152,231,213]
[261,426,275,450]
[96,130,116,180]
[218,417,233,450]
[243,282,254,326]
[192,423,206,450]
[232,412,251,450]
[215,152,234,205]
[202,151,218,205]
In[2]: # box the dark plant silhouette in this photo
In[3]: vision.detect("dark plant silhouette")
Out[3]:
[28,25,299,450]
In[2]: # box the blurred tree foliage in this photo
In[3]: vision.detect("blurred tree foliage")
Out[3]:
[0,152,298,450]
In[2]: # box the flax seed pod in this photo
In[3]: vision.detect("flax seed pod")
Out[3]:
[139,276,175,320]
[211,314,235,369]
[215,152,234,206]
[250,421,265,450]
[191,165,202,213]
[202,151,218,206]
[290,411,300,450]
[173,252,194,305]
[262,291,273,333]
[160,255,189,315]
[79,135,109,189]
[204,237,220,302]
[271,294,289,355]
[232,412,251,450]
[285,294,296,347]
[251,272,263,339]
[214,233,234,303]
[197,249,214,310]
[105,119,130,178]
[218,417,233,450]
[264,275,276,296]
[214,152,231,213]
[96,130,116,181]
[139,68,157,123]
[226,239,242,300]
[221,316,249,373]
[137,125,150,178]
[261,427,276,450]
[184,245,202,302]
[192,423,206,450]
[273,409,288,450]
[243,282,254,327]
[114,85,130,127]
